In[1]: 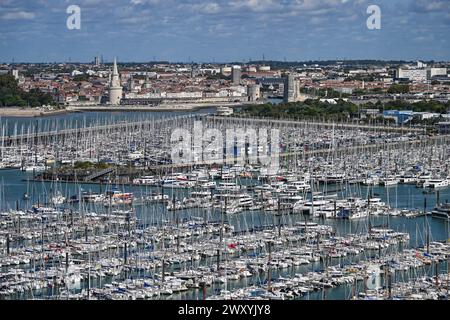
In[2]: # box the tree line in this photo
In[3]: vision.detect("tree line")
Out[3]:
[0,74,55,107]
[239,98,450,121]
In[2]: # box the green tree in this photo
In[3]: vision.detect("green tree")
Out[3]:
[387,84,410,94]
[0,74,55,107]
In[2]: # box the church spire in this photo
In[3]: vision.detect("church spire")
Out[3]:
[113,57,118,76]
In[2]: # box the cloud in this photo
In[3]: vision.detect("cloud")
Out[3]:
[191,2,220,14]
[0,11,35,20]
[130,0,160,5]
[413,0,450,12]
[230,0,279,12]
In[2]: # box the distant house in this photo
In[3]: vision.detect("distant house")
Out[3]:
[334,87,354,94]
[319,98,337,104]
[383,110,414,125]
[360,108,380,118]
[413,112,441,121]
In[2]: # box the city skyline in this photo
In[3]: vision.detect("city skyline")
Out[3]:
[0,0,449,63]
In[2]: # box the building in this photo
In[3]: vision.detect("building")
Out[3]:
[71,70,83,77]
[431,75,450,83]
[397,68,427,82]
[429,68,447,78]
[397,66,447,82]
[221,66,232,75]
[247,84,261,102]
[360,108,380,119]
[413,112,441,121]
[143,75,151,89]
[335,87,354,94]
[109,58,122,105]
[232,66,241,85]
[416,61,427,68]
[11,69,19,80]
[319,98,338,104]
[128,75,138,93]
[283,74,299,103]
[383,110,414,125]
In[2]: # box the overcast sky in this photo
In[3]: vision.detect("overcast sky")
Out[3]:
[0,0,449,63]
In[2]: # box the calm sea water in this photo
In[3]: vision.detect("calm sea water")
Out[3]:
[0,108,216,135]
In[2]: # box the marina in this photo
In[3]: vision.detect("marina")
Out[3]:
[0,112,449,300]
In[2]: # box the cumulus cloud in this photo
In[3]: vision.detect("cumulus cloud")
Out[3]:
[191,2,220,14]
[130,0,160,5]
[414,0,450,12]
[0,11,35,20]
[229,0,279,12]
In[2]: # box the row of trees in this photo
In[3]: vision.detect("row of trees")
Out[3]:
[301,84,413,98]
[387,84,410,94]
[0,74,55,107]
[240,98,450,121]
[382,99,450,114]
[241,99,359,120]
[73,161,111,170]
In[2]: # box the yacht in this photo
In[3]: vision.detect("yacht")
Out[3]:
[362,177,379,186]
[82,192,106,203]
[21,165,46,172]
[416,174,432,187]
[399,175,417,184]
[31,205,60,214]
[432,203,450,219]
[336,207,368,219]
[50,192,66,205]
[423,179,449,189]
[217,182,240,191]
[216,106,234,116]
[163,180,195,189]
[221,172,235,180]
[314,205,339,218]
[128,151,143,160]
[190,191,212,200]
[208,169,221,179]
[133,176,158,186]
[292,200,307,213]
[368,197,386,207]
[201,181,216,189]
[255,184,274,191]
[319,174,345,183]
[145,193,169,202]
[285,181,311,192]
[301,199,331,215]
[379,177,399,186]
[215,193,253,209]
[105,190,134,206]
